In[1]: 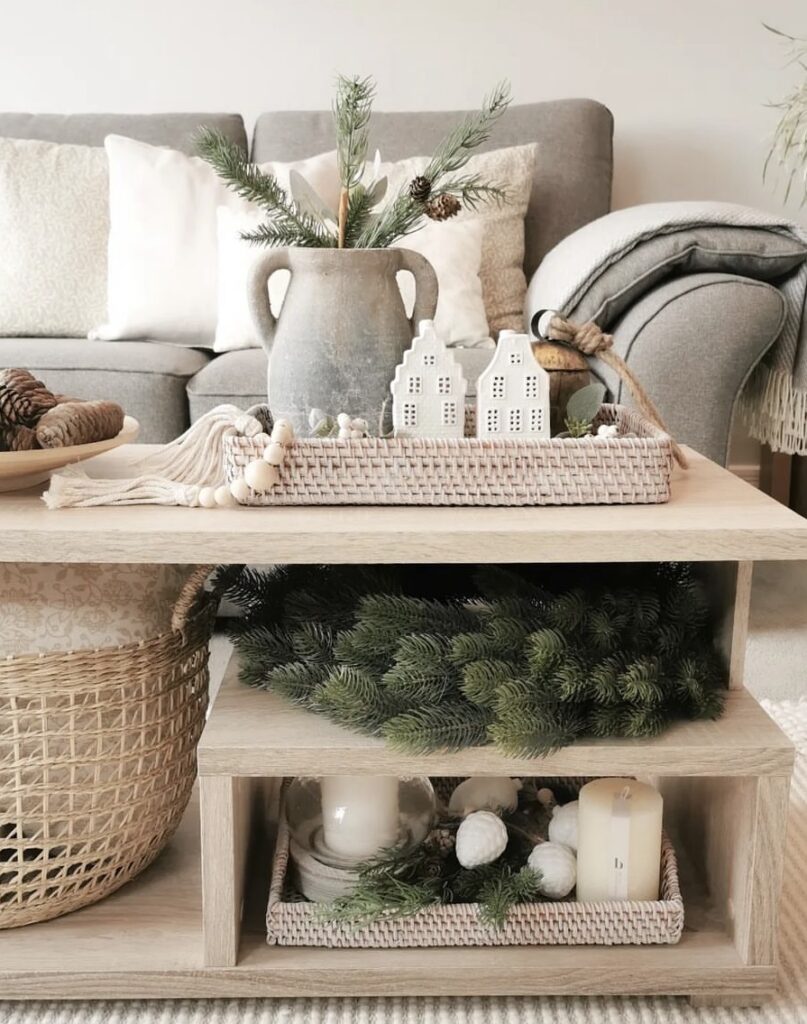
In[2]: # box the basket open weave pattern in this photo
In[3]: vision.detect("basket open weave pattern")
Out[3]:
[0,566,214,929]
[266,790,684,949]
[224,405,674,507]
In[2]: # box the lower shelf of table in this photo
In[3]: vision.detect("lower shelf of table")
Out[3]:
[0,790,776,1001]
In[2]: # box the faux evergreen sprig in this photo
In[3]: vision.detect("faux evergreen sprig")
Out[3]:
[197,75,511,250]
[226,563,727,757]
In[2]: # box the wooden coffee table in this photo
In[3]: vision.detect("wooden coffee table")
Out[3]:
[0,444,805,1004]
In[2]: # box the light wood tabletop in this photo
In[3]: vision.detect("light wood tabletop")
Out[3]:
[0,444,806,564]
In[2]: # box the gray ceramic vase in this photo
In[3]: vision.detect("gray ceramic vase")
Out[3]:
[247,247,438,434]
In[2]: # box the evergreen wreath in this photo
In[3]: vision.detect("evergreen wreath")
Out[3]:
[222,562,726,756]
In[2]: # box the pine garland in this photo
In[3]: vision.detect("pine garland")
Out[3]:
[226,563,727,756]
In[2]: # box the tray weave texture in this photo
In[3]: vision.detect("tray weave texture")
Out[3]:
[266,798,684,948]
[0,567,214,928]
[224,405,673,507]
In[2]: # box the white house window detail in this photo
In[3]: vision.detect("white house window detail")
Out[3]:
[524,375,540,399]
[407,376,422,395]
[529,408,544,432]
[485,408,500,433]
[422,353,436,366]
[442,400,458,426]
[402,402,418,427]
[437,375,451,395]
[509,352,523,366]
[508,408,523,432]
[491,375,505,399]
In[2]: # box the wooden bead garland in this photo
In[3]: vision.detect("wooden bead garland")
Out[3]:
[218,418,295,507]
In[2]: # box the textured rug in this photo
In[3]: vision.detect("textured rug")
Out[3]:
[1,697,806,1023]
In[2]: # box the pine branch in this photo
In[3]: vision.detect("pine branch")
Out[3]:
[333,74,375,192]
[476,866,542,930]
[435,173,509,210]
[423,81,511,181]
[619,657,665,705]
[263,661,326,704]
[460,659,516,708]
[383,702,492,754]
[290,622,334,664]
[195,127,334,247]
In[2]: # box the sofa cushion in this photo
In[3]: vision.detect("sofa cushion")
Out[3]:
[251,100,614,277]
[0,339,209,443]
[0,112,247,155]
[187,349,267,421]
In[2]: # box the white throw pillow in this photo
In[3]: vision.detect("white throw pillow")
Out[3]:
[380,143,538,333]
[0,138,108,337]
[90,134,246,344]
[215,205,488,352]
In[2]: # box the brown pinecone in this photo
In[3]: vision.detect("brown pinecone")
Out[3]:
[424,194,461,221]
[408,174,432,203]
[0,424,39,451]
[35,400,124,449]
[0,369,57,428]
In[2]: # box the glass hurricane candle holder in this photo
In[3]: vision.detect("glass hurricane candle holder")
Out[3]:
[285,775,436,869]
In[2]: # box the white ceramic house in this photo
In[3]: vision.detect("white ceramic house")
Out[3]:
[476,331,551,440]
[391,320,467,439]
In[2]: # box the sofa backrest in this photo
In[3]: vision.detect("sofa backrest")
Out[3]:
[251,99,613,275]
[0,112,247,155]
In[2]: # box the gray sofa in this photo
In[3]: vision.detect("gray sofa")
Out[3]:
[0,104,786,463]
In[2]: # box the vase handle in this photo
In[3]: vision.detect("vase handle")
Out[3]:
[247,248,291,355]
[397,248,439,334]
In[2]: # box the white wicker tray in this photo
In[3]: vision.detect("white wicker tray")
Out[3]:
[224,405,674,507]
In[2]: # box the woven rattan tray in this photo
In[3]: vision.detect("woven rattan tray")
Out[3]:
[266,789,684,949]
[224,405,674,507]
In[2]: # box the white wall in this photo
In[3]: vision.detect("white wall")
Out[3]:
[2,0,804,462]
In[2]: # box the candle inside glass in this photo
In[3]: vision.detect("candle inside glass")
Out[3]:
[576,778,663,902]
[320,775,400,861]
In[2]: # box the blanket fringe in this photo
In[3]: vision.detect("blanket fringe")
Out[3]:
[740,365,807,456]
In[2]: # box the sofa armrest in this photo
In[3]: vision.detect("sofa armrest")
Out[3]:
[585,272,784,465]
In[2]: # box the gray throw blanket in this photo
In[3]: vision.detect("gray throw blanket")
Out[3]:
[525,201,807,454]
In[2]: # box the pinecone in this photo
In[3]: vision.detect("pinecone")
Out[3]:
[424,194,462,221]
[408,174,432,203]
[0,369,56,428]
[426,827,456,855]
[0,425,39,452]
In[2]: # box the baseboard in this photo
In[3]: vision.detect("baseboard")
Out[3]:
[730,463,760,488]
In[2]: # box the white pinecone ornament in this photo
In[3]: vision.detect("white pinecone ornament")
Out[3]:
[548,800,579,851]
[448,777,521,818]
[528,842,577,899]
[455,810,508,868]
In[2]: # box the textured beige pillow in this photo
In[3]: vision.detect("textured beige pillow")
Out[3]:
[0,564,197,655]
[0,138,108,337]
[381,143,538,333]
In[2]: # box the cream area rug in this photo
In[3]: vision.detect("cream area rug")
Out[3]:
[1,696,806,1024]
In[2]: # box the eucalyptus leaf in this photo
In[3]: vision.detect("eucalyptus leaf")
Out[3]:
[565,383,606,426]
[289,169,338,224]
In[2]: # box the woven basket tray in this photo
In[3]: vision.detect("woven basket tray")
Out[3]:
[266,785,684,949]
[224,405,674,507]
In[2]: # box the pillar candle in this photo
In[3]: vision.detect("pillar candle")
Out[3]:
[320,775,400,861]
[576,778,663,902]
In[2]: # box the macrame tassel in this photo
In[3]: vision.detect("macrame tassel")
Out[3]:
[135,404,264,485]
[43,404,263,509]
[42,467,204,509]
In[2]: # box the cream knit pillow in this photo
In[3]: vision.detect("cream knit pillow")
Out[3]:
[0,138,108,337]
[380,143,538,333]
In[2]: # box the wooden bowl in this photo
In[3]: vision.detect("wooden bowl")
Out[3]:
[0,416,139,492]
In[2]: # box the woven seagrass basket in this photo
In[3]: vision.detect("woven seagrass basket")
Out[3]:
[0,565,215,929]
[224,405,674,507]
[266,779,685,948]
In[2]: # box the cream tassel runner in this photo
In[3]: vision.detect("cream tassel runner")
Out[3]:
[42,405,265,509]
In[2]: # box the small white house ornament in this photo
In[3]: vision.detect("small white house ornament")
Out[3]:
[476,330,550,440]
[390,319,467,438]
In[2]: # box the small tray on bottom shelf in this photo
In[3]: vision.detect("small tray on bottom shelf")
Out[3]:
[266,806,684,949]
[225,405,674,507]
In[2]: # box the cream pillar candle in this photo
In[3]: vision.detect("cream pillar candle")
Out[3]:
[320,775,400,861]
[576,778,663,902]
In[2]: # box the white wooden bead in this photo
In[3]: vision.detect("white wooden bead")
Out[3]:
[337,413,352,429]
[349,428,364,439]
[244,459,280,492]
[271,420,294,445]
[338,427,352,439]
[214,485,238,508]
[198,486,218,509]
[263,442,285,466]
[229,476,250,503]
